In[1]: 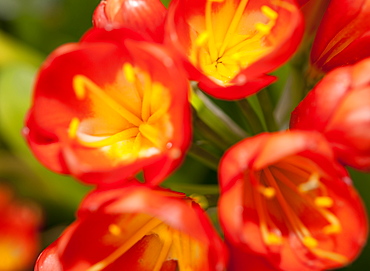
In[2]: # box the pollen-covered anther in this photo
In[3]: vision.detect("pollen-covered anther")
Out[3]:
[323,224,341,235]
[123,63,136,83]
[303,236,319,248]
[315,196,334,208]
[258,186,276,198]
[266,232,282,245]
[68,117,80,139]
[298,172,320,192]
[109,224,122,236]
[261,5,278,20]
[255,5,278,35]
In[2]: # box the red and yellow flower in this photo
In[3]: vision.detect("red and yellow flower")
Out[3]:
[291,58,370,171]
[165,0,304,99]
[93,0,167,42]
[24,28,191,185]
[35,184,227,271]
[310,0,370,74]
[218,131,368,270]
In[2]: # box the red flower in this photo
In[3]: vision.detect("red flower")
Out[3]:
[24,28,191,185]
[165,0,304,100]
[93,0,167,42]
[0,185,41,271]
[291,58,370,171]
[218,131,368,270]
[35,184,227,271]
[310,0,370,73]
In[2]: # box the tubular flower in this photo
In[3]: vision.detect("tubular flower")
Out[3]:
[0,185,41,271]
[310,0,370,74]
[35,184,227,271]
[165,0,304,100]
[93,0,167,42]
[24,28,191,185]
[218,131,368,270]
[291,58,370,171]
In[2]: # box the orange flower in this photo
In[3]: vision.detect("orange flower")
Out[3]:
[310,0,370,73]
[93,0,167,41]
[291,58,370,171]
[218,131,368,270]
[24,28,191,185]
[165,0,304,99]
[35,184,227,271]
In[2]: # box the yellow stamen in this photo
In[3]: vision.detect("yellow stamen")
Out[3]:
[266,232,282,245]
[311,248,349,265]
[218,0,250,57]
[298,172,320,192]
[139,123,162,148]
[315,197,334,208]
[141,72,153,122]
[123,63,136,83]
[68,117,80,139]
[195,32,209,46]
[259,186,276,198]
[269,167,342,237]
[261,5,278,20]
[323,224,341,235]
[76,127,139,148]
[109,224,121,236]
[205,0,219,61]
[252,176,282,246]
[263,168,316,246]
[255,22,271,34]
[302,236,318,248]
[73,75,143,126]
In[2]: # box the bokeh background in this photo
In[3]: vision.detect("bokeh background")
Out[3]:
[0,0,369,270]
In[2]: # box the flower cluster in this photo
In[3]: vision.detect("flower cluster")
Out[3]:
[24,0,370,270]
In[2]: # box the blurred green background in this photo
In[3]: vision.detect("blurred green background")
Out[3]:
[0,0,369,270]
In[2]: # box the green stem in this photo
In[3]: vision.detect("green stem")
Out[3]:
[192,109,230,150]
[257,89,279,132]
[187,143,220,171]
[236,99,265,134]
[191,85,247,145]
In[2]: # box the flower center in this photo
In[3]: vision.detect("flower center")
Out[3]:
[86,213,206,271]
[189,0,279,84]
[249,156,349,265]
[68,63,173,161]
